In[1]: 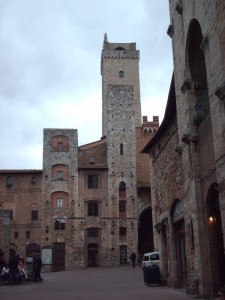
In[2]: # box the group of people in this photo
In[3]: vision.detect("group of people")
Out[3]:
[0,253,43,285]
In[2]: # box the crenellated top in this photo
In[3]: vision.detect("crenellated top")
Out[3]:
[102,33,139,62]
[102,49,139,60]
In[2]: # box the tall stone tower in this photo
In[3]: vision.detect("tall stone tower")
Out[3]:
[101,34,141,264]
[42,129,79,270]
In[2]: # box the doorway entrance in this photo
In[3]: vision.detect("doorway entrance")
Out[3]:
[175,220,187,288]
[53,243,65,272]
[87,243,98,267]
[138,208,154,256]
[172,200,187,288]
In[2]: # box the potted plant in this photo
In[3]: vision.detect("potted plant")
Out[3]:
[218,285,225,300]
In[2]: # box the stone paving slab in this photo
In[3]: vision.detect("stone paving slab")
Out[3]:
[0,266,196,300]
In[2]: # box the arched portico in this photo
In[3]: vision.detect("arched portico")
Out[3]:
[138,207,154,257]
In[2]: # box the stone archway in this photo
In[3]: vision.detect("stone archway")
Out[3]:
[87,243,98,267]
[138,208,154,257]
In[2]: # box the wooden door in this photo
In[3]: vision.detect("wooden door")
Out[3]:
[176,222,187,288]
[53,243,65,272]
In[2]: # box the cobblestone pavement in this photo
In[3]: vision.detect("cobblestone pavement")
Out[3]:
[0,266,194,300]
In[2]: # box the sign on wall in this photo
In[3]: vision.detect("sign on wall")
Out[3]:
[42,248,52,265]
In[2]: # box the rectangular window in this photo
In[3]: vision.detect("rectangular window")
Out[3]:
[26,231,30,239]
[14,232,19,239]
[120,143,124,155]
[56,198,63,207]
[54,218,65,230]
[119,227,127,237]
[119,201,126,219]
[89,156,95,165]
[119,201,126,212]
[88,175,98,189]
[57,142,63,152]
[88,202,98,216]
[31,210,38,220]
[57,171,64,180]
[31,176,36,184]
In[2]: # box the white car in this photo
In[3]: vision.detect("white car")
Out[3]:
[142,252,160,268]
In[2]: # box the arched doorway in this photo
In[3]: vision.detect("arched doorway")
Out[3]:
[87,243,98,267]
[9,248,16,260]
[206,183,225,297]
[26,243,40,257]
[138,208,154,256]
[171,200,187,288]
[26,243,41,273]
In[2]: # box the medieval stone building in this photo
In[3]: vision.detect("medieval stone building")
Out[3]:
[0,35,159,271]
[143,0,225,298]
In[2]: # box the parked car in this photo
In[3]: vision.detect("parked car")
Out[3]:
[142,252,160,268]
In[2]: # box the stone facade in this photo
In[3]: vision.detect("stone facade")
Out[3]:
[143,1,225,298]
[0,36,159,270]
[0,170,42,262]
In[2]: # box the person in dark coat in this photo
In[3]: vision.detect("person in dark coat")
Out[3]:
[8,253,19,284]
[130,252,136,268]
[33,254,43,282]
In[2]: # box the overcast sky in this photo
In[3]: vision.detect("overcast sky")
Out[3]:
[0,0,173,169]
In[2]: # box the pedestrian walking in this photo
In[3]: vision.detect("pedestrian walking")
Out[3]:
[33,254,43,282]
[130,252,136,268]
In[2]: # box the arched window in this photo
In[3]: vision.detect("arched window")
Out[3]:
[51,191,69,208]
[172,200,184,223]
[51,164,69,181]
[119,181,126,197]
[51,135,69,152]
[119,71,124,78]
[6,176,13,188]
[120,143,124,155]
